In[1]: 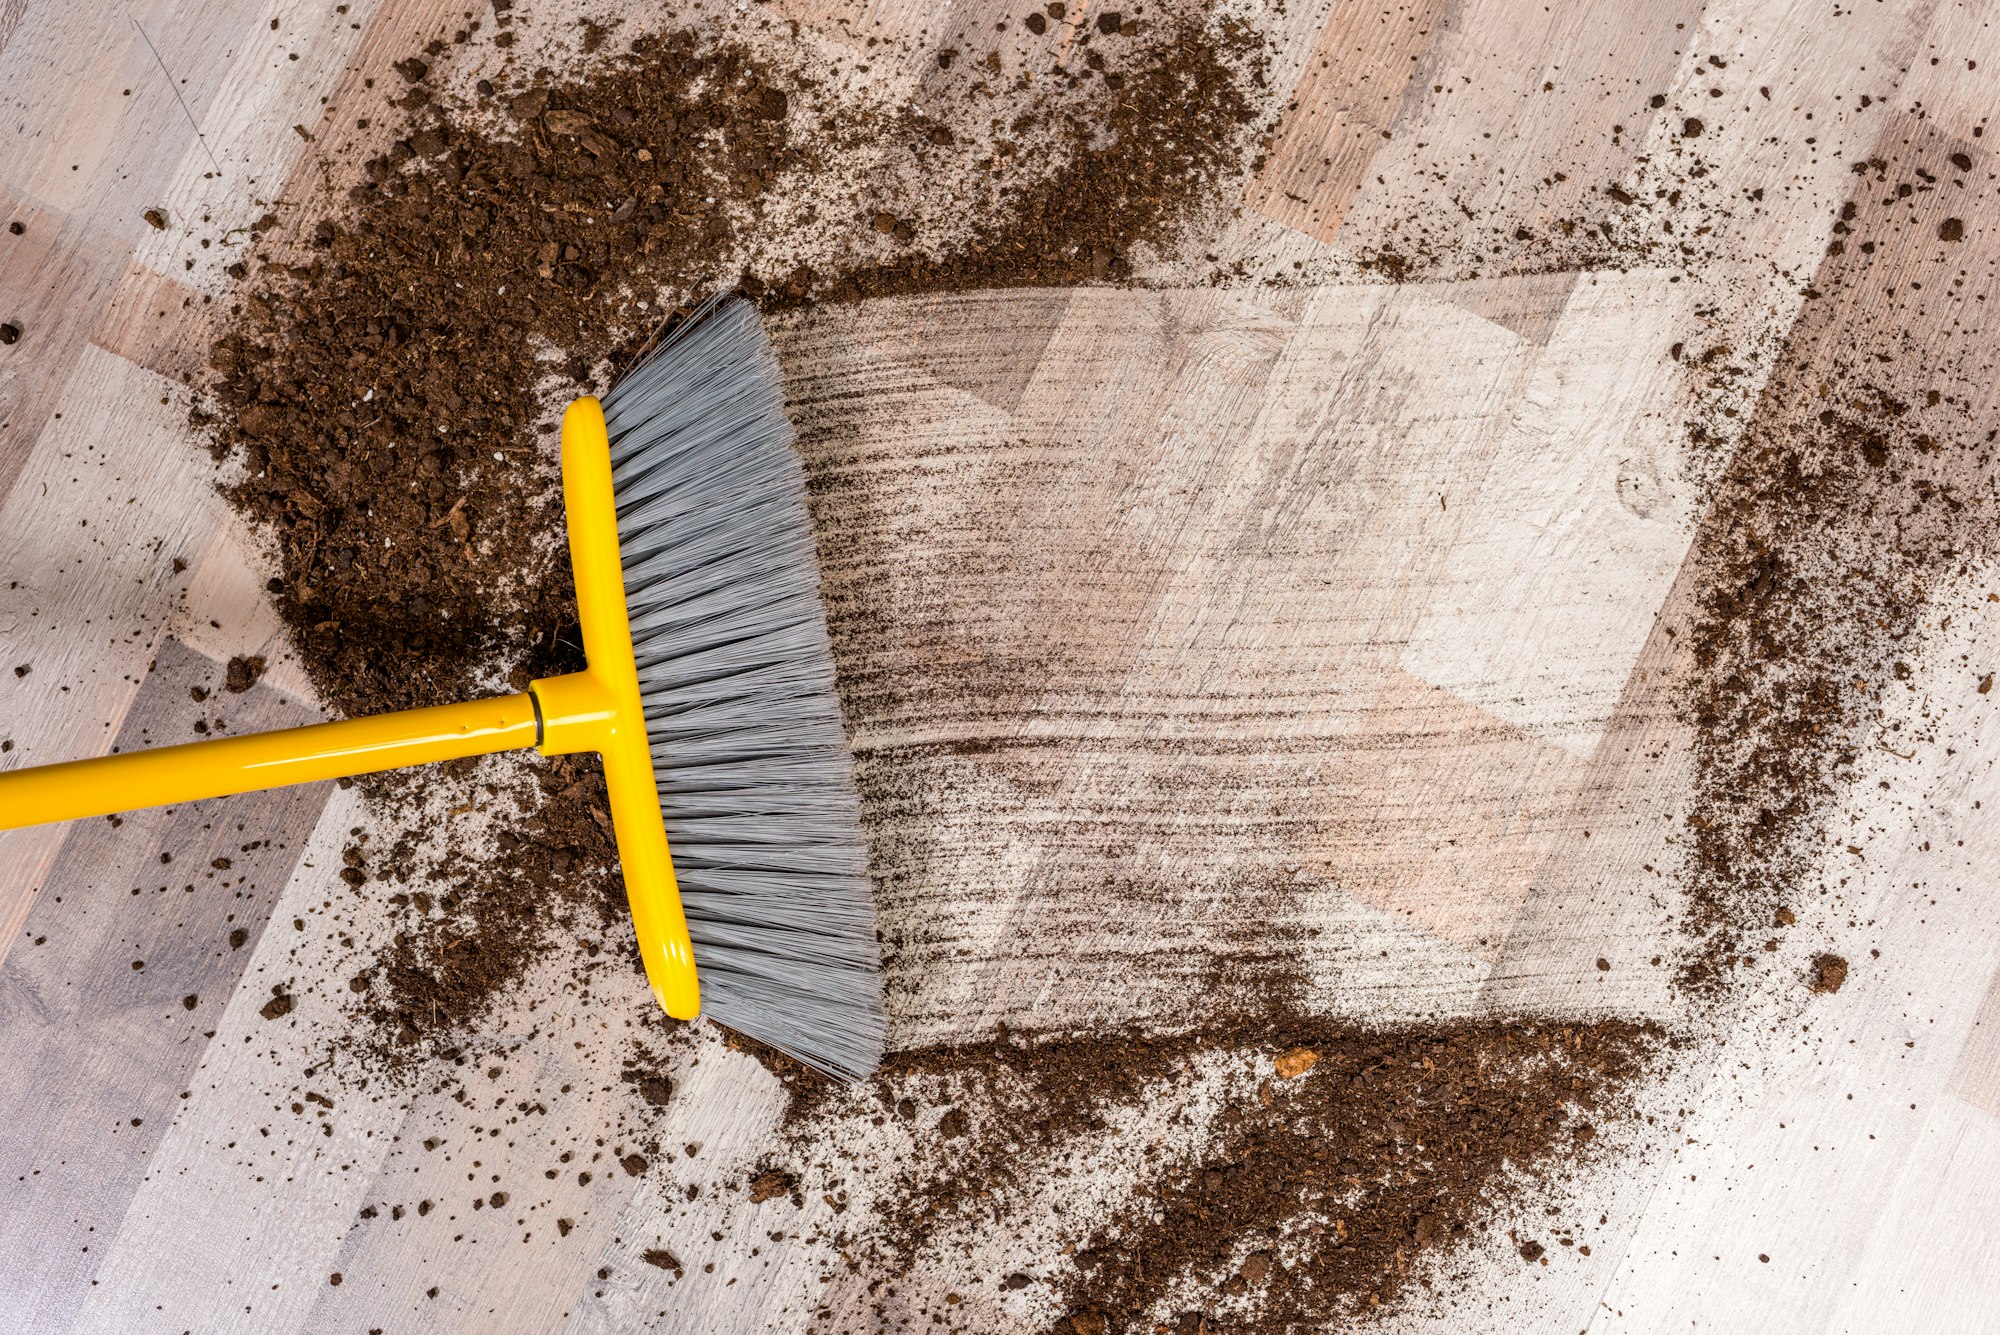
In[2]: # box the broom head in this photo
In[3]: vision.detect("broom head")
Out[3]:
[535,297,885,1082]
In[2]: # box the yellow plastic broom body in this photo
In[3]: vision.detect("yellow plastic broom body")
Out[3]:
[0,398,703,1021]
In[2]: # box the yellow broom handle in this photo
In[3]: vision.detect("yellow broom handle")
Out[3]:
[0,694,540,830]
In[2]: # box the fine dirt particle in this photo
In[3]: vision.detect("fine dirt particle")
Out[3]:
[642,1247,682,1271]
[747,1168,794,1204]
[224,655,266,693]
[1271,1046,1318,1078]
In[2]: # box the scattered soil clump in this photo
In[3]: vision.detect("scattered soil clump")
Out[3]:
[1809,954,1848,995]
[224,654,266,694]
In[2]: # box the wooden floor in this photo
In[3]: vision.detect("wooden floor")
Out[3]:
[3,1,1998,1332]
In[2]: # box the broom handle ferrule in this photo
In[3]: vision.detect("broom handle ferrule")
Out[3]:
[0,693,540,830]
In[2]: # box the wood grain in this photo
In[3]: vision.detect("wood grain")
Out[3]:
[0,187,135,503]
[1947,960,2000,1119]
[1245,0,1448,241]
[1330,0,1708,263]
[779,277,1701,1040]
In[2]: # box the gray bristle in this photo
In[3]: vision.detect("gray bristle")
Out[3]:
[601,296,885,1082]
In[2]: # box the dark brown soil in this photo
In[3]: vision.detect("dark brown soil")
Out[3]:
[1064,1015,1656,1327]
[203,26,797,721]
[794,16,1268,305]
[1808,954,1848,995]
[1674,125,2000,992]
[789,1011,1659,1333]
[1058,1020,1643,1333]
[343,748,626,1058]
[224,654,266,694]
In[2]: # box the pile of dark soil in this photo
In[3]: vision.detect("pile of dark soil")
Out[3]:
[205,27,794,721]
[1057,1019,1653,1333]
[797,1014,1658,1334]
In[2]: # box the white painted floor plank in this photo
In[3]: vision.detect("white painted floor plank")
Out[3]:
[70,786,395,1335]
[0,347,227,963]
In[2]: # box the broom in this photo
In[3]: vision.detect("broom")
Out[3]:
[0,297,886,1082]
